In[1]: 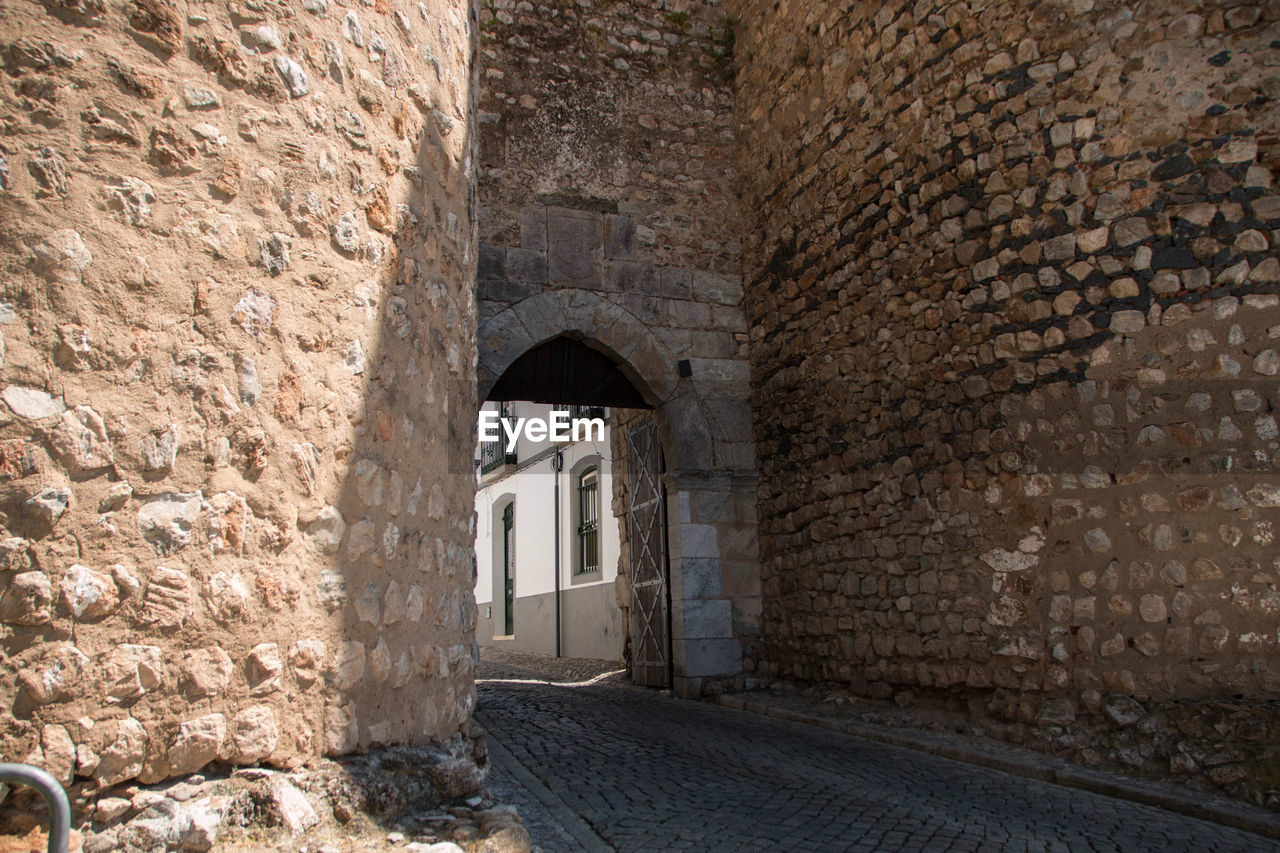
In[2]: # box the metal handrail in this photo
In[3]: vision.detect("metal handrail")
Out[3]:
[0,764,70,853]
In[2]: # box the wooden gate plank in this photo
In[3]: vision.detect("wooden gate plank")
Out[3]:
[627,418,670,688]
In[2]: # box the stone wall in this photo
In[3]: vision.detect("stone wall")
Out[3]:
[0,0,479,788]
[474,0,762,695]
[732,0,1280,802]
[476,0,740,287]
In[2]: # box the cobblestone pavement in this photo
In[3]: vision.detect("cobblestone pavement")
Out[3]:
[476,651,1280,853]
[478,647,629,685]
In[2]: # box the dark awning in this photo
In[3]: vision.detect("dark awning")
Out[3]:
[485,335,651,409]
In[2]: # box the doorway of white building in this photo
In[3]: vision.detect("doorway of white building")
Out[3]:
[473,399,638,665]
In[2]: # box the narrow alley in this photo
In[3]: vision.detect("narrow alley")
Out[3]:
[477,650,1280,853]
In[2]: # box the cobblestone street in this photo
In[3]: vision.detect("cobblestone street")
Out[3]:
[477,651,1279,853]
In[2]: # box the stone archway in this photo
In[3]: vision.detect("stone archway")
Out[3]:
[477,290,760,697]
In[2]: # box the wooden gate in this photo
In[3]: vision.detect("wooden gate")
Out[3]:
[627,418,670,688]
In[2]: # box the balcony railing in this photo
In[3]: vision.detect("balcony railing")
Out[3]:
[479,438,515,474]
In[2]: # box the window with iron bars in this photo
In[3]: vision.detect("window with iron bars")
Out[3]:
[577,466,600,574]
[479,402,516,474]
[570,404,606,421]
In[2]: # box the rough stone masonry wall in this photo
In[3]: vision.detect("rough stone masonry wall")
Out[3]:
[0,0,479,788]
[732,0,1280,803]
[475,0,763,694]
[476,0,741,292]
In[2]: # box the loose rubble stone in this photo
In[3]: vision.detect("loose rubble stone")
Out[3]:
[96,797,133,822]
[428,756,485,799]
[271,776,319,836]
[173,795,229,851]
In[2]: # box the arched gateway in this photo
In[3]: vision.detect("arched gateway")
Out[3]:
[477,289,761,698]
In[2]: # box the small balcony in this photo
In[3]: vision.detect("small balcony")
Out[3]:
[479,438,516,475]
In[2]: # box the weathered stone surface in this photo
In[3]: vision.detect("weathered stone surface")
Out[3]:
[95,797,132,823]
[332,211,361,253]
[354,581,381,624]
[141,424,179,471]
[112,563,141,597]
[207,492,248,556]
[127,0,182,53]
[180,646,233,698]
[719,0,1280,808]
[60,564,120,620]
[271,776,319,835]
[51,406,113,472]
[18,643,90,705]
[478,823,532,853]
[102,176,156,225]
[32,229,92,276]
[291,638,327,687]
[369,637,391,682]
[0,440,38,480]
[168,713,226,775]
[3,385,66,419]
[233,287,276,331]
[324,703,358,755]
[102,644,164,702]
[332,641,366,691]
[95,717,149,786]
[138,493,203,554]
[1104,696,1145,727]
[0,537,31,571]
[100,482,133,513]
[173,795,229,852]
[24,486,71,529]
[38,723,76,785]
[274,55,310,98]
[139,565,193,628]
[230,705,279,762]
[247,643,283,694]
[203,571,249,622]
[1,571,54,624]
[0,0,478,792]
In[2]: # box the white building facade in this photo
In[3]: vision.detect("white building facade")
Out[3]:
[474,402,624,661]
